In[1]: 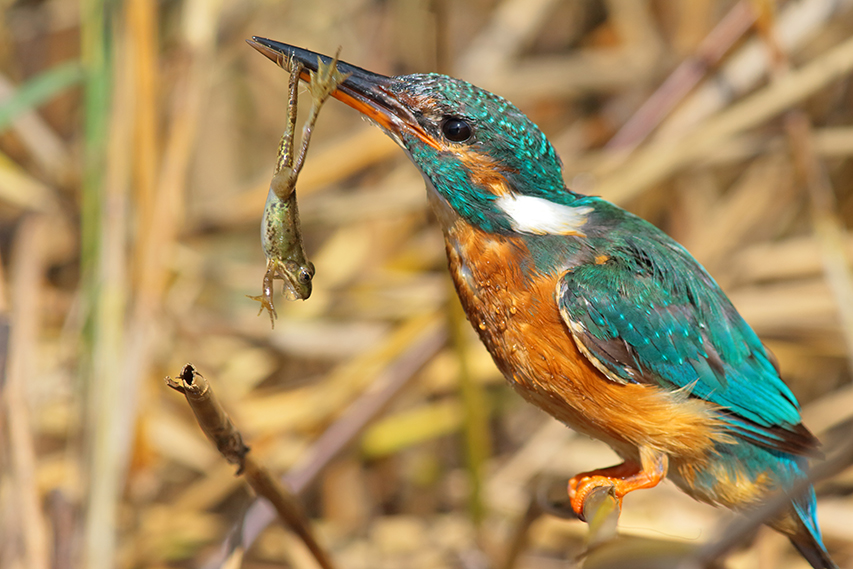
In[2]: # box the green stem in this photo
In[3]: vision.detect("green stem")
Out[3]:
[80,1,115,568]
[448,284,491,526]
[0,62,84,133]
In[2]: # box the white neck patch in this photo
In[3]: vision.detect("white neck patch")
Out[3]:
[496,194,592,236]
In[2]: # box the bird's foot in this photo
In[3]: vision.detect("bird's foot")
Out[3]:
[568,453,667,522]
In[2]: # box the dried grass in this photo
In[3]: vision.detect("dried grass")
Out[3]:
[0,1,852,568]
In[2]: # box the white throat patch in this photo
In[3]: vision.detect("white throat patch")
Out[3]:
[496,194,592,236]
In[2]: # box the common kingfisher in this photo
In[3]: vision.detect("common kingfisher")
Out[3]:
[248,38,837,569]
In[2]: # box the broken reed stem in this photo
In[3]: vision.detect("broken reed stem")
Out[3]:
[582,485,621,547]
[199,323,448,569]
[165,364,337,569]
[500,477,620,569]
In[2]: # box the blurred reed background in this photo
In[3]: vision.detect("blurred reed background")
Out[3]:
[1,0,853,568]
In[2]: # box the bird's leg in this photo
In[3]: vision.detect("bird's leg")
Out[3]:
[568,448,668,521]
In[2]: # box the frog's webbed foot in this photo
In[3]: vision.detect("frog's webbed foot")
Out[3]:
[248,294,277,328]
[290,52,349,175]
[309,50,350,104]
[248,263,278,328]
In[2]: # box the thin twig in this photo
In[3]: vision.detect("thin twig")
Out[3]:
[202,323,447,569]
[166,364,337,569]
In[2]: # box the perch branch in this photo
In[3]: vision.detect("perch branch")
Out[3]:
[166,364,337,569]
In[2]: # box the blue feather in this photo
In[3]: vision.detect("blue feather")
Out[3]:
[557,199,809,451]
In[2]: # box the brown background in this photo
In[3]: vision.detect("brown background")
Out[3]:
[1,0,852,568]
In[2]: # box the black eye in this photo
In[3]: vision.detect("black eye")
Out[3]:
[298,268,312,284]
[441,117,472,142]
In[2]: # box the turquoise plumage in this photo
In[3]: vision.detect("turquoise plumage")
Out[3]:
[248,38,838,569]
[555,199,831,566]
[558,199,809,444]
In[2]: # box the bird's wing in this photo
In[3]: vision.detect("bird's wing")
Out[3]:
[556,245,817,455]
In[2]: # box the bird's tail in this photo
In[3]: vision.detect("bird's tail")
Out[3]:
[779,487,837,569]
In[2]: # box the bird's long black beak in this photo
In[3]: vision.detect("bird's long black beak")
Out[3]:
[247,37,439,150]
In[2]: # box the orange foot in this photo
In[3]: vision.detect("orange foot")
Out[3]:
[568,451,668,522]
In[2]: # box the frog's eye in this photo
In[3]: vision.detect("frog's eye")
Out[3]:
[298,268,312,284]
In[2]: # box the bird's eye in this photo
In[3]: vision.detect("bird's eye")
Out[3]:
[441,117,472,142]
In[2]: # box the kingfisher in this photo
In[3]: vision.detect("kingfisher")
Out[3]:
[247,37,837,569]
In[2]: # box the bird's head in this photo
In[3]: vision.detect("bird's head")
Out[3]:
[249,38,592,236]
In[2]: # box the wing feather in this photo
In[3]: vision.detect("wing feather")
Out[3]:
[556,241,818,456]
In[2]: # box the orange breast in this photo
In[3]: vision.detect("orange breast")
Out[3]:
[442,217,729,463]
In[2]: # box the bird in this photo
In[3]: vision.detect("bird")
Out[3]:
[247,37,837,569]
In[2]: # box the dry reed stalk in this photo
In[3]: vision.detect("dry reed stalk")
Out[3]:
[594,32,853,203]
[128,0,160,294]
[115,5,224,562]
[1,1,851,567]
[0,150,57,211]
[5,216,49,569]
[661,0,853,138]
[606,1,755,152]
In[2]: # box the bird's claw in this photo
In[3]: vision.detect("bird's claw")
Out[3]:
[568,455,667,523]
[568,475,623,522]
